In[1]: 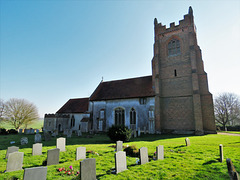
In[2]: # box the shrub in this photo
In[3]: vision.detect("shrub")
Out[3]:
[107,125,132,142]
[8,129,18,134]
[124,145,139,157]
[0,128,8,135]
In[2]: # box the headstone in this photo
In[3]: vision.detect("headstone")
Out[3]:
[156,145,164,160]
[32,143,42,156]
[76,147,86,160]
[226,158,239,180]
[144,126,146,134]
[23,166,47,180]
[80,158,96,180]
[67,129,72,138]
[134,130,137,138]
[21,137,28,145]
[115,151,127,174]
[19,129,23,134]
[219,144,223,162]
[185,138,190,146]
[139,147,149,165]
[47,148,60,166]
[77,130,82,136]
[138,127,141,137]
[6,152,24,172]
[36,129,40,134]
[44,131,51,141]
[63,129,67,135]
[56,137,66,152]
[116,141,123,152]
[6,146,19,159]
[34,134,42,143]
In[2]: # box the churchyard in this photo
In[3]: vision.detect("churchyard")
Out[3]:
[0,132,239,179]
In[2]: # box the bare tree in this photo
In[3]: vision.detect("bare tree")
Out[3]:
[4,98,39,129]
[0,99,4,120]
[214,93,240,130]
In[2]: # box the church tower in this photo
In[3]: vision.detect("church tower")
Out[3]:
[152,7,216,134]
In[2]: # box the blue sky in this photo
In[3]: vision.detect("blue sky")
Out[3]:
[1,0,240,118]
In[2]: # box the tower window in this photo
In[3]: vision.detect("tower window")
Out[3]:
[168,39,180,56]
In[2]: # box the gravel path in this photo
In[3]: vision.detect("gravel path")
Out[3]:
[217,132,240,136]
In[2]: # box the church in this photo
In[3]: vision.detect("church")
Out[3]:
[44,7,216,135]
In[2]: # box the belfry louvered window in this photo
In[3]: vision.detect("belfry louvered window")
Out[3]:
[168,39,180,56]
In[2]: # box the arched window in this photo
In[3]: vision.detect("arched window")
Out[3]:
[168,39,180,56]
[130,108,136,125]
[71,116,75,127]
[115,108,125,126]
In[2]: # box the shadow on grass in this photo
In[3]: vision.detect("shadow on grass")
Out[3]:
[202,159,219,165]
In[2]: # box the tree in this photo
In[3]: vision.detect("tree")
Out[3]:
[4,98,39,129]
[214,93,240,130]
[0,99,4,120]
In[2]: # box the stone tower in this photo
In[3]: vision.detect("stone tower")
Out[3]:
[152,7,216,135]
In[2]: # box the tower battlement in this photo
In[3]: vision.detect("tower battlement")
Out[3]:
[154,6,195,36]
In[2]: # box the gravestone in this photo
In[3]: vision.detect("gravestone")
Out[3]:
[144,126,146,134]
[21,137,28,145]
[76,147,86,160]
[47,148,60,166]
[32,143,42,156]
[185,138,190,146]
[19,129,23,134]
[56,137,66,152]
[226,158,239,180]
[156,145,164,160]
[23,166,47,180]
[115,151,127,174]
[44,131,51,141]
[138,127,141,137]
[63,129,67,135]
[116,141,123,152]
[36,129,40,134]
[139,147,149,165]
[6,152,24,172]
[77,130,82,136]
[34,134,42,143]
[219,144,223,162]
[80,158,96,180]
[134,130,137,138]
[6,146,19,159]
[67,130,72,138]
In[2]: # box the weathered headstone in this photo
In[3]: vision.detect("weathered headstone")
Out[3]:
[56,137,66,152]
[67,129,72,138]
[226,158,239,180]
[139,147,149,165]
[138,127,141,137]
[76,147,86,160]
[116,141,123,152]
[19,129,23,134]
[185,138,190,146]
[134,130,137,138]
[23,166,47,180]
[144,126,146,134]
[32,143,42,156]
[44,131,51,141]
[219,144,223,162]
[77,130,82,136]
[6,146,19,159]
[34,134,42,143]
[156,145,164,160]
[80,158,96,180]
[63,129,67,135]
[6,152,24,172]
[47,148,60,166]
[115,151,127,174]
[21,137,28,145]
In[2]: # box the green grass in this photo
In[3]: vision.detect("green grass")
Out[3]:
[0,119,43,130]
[0,133,239,179]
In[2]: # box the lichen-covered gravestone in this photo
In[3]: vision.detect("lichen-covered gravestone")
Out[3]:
[156,145,164,160]
[32,143,42,156]
[115,151,127,174]
[21,137,28,145]
[6,152,24,172]
[76,147,86,160]
[34,134,42,143]
[6,146,19,159]
[56,137,66,152]
[80,158,96,180]
[116,141,123,152]
[139,147,149,165]
[47,148,60,166]
[23,166,47,180]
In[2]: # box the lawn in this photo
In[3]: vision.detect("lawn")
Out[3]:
[0,119,43,130]
[0,133,239,179]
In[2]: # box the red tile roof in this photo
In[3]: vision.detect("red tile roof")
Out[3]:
[90,76,154,101]
[57,98,89,114]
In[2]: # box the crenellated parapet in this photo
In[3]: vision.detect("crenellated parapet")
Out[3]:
[154,6,195,39]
